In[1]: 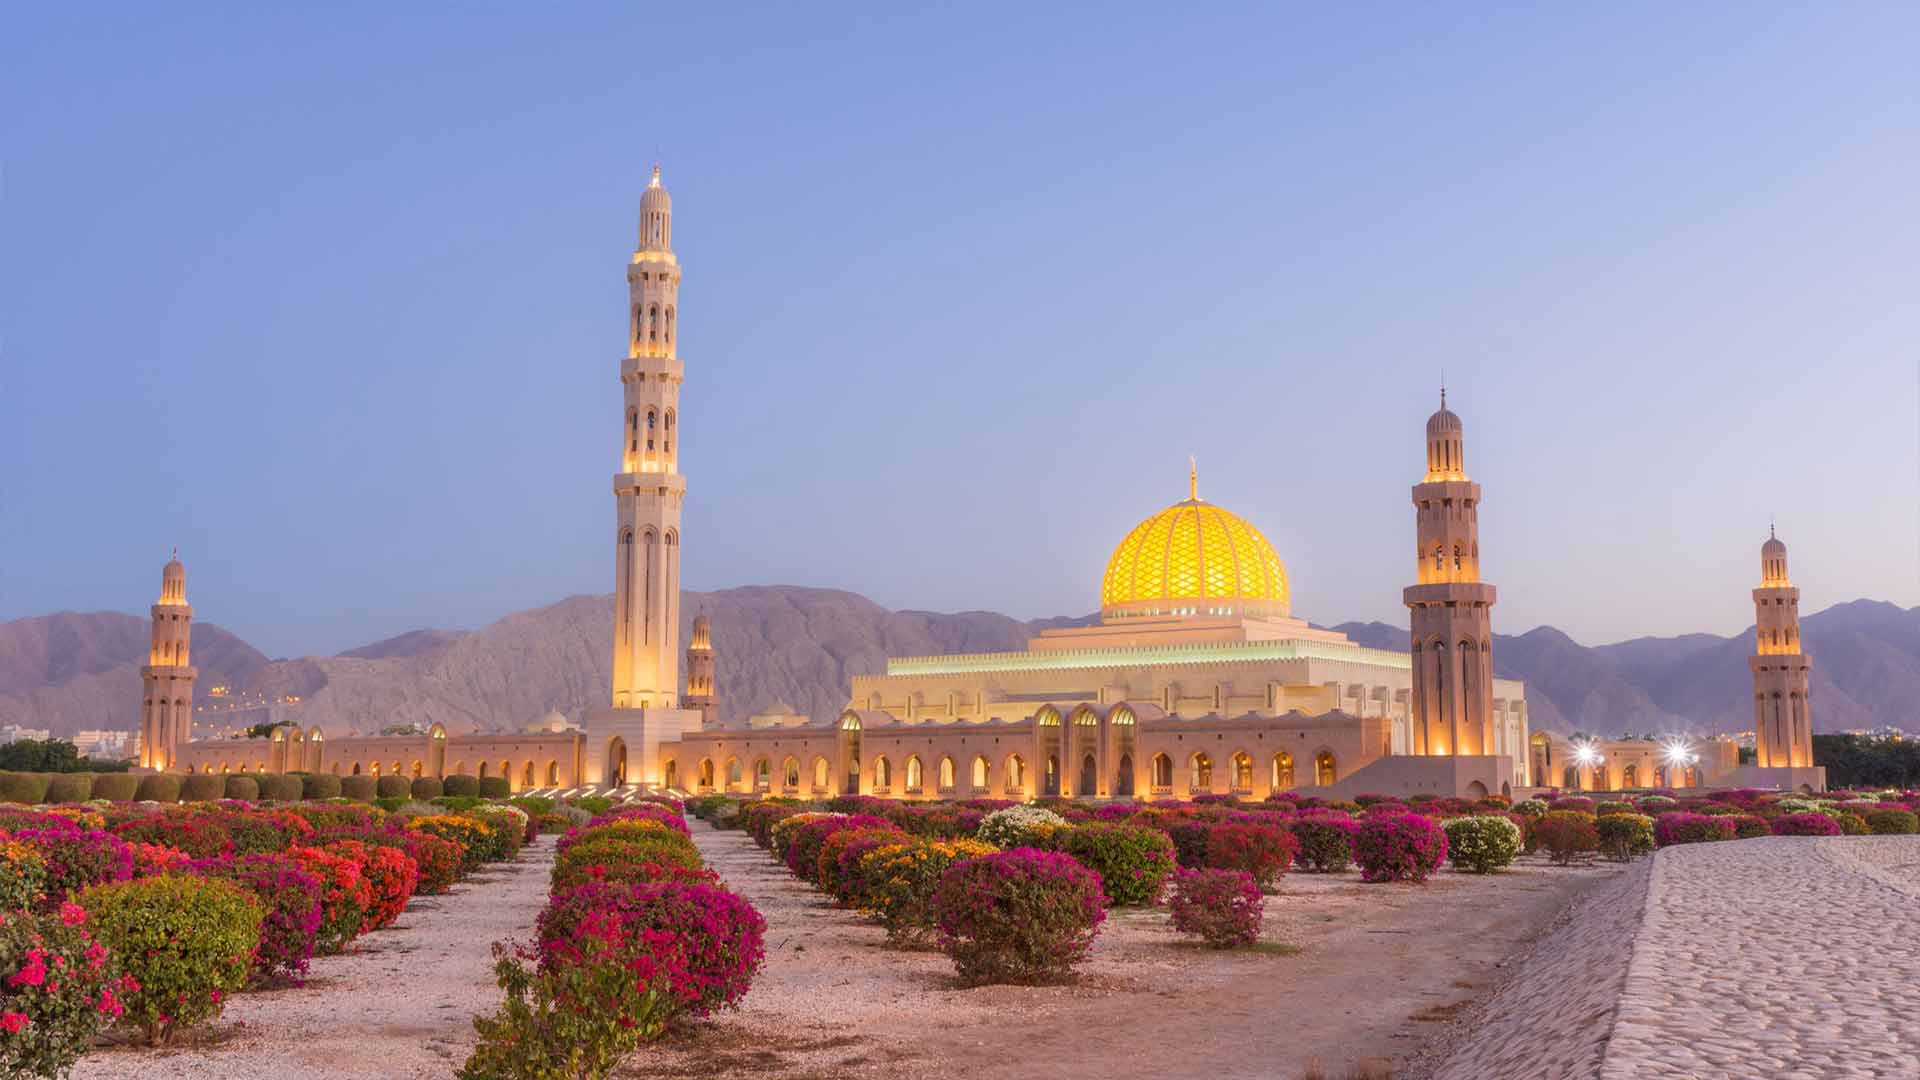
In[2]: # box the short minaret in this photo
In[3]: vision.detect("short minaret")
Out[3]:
[684,613,717,726]
[610,166,687,709]
[1404,391,1499,757]
[139,551,197,771]
[1750,528,1813,768]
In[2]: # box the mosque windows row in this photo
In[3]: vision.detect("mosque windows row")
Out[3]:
[634,304,677,347]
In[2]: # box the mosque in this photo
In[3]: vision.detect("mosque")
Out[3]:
[134,169,1823,796]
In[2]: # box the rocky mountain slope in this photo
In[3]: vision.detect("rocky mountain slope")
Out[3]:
[3,589,1914,738]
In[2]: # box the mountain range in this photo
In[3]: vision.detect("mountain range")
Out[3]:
[2,586,1915,740]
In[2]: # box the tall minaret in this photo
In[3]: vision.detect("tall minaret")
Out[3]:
[1403,391,1498,757]
[139,551,196,771]
[1750,528,1813,768]
[685,613,717,726]
[610,167,687,709]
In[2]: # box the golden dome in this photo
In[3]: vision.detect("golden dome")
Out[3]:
[1100,490,1290,620]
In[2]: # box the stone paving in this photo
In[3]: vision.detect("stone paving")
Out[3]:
[1432,836,1920,1080]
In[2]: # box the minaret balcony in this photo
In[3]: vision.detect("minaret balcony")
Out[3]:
[621,355,684,383]
[614,470,687,496]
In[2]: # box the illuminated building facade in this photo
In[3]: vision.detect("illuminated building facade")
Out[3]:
[139,552,196,771]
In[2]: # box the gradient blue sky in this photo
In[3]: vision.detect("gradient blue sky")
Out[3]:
[4,4,1917,657]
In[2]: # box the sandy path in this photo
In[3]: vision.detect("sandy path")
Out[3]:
[627,821,1614,1080]
[74,836,555,1080]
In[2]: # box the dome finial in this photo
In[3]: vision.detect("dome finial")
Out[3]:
[649,164,661,188]
[1189,455,1198,501]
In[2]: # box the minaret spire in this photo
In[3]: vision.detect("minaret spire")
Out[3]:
[1188,455,1198,501]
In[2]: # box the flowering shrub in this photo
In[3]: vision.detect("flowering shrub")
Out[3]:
[287,846,374,954]
[1595,813,1656,861]
[462,923,688,1080]
[111,814,235,860]
[856,839,997,942]
[586,804,690,837]
[1441,815,1522,874]
[1287,814,1359,873]
[1201,823,1299,888]
[127,842,194,879]
[536,881,766,1018]
[468,805,532,854]
[0,903,130,1077]
[975,806,1069,849]
[1167,868,1263,947]
[209,808,313,855]
[816,826,908,904]
[932,849,1106,985]
[1653,813,1736,848]
[323,841,419,931]
[1834,812,1870,836]
[1352,812,1448,884]
[1865,809,1919,835]
[78,875,263,1045]
[16,829,134,903]
[1511,799,1549,819]
[1164,821,1213,869]
[1771,812,1844,837]
[1532,811,1601,864]
[1549,797,1595,814]
[409,815,495,871]
[1054,824,1177,906]
[191,854,324,983]
[0,842,47,912]
[1723,814,1771,840]
[1636,795,1676,810]
[784,815,894,884]
[1774,797,1828,816]
[551,832,702,894]
[766,812,834,858]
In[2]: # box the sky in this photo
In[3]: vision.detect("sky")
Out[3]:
[3,3,1918,658]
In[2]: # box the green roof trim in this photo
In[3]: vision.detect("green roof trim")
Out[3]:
[885,638,1414,677]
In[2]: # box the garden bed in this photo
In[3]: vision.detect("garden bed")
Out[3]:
[624,820,1620,1080]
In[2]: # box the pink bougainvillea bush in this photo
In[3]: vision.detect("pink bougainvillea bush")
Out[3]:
[536,880,766,1018]
[1352,812,1448,884]
[286,845,374,954]
[1770,812,1844,837]
[932,848,1107,985]
[14,829,134,904]
[190,854,324,984]
[1285,813,1360,873]
[1200,823,1299,888]
[1653,813,1737,848]
[1724,814,1773,840]
[1531,811,1601,865]
[1166,868,1264,948]
[816,826,909,904]
[0,902,133,1077]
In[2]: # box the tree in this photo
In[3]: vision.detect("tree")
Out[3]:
[0,738,129,773]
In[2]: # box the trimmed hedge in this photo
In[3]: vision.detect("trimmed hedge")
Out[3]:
[181,775,225,802]
[376,775,411,799]
[478,777,510,800]
[301,774,343,800]
[1866,809,1919,835]
[136,774,182,803]
[442,774,479,798]
[224,775,261,801]
[410,777,444,800]
[0,773,52,805]
[257,774,303,802]
[91,773,140,801]
[339,776,378,803]
[44,773,94,804]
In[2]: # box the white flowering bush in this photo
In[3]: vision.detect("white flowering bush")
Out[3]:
[976,806,1069,849]
[1775,798,1833,817]
[1440,815,1522,874]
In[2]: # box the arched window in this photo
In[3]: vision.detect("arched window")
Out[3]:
[874,756,893,790]
[971,755,990,789]
[1151,753,1173,789]
[663,759,677,788]
[522,761,535,787]
[1272,752,1295,790]
[698,759,715,788]
[478,761,488,780]
[1433,545,1443,571]
[812,757,830,790]
[1189,752,1213,792]
[783,757,800,789]
[352,762,362,776]
[411,760,424,779]
[1006,755,1026,791]
[1453,544,1463,570]
[726,758,742,786]
[938,756,956,791]
[1314,751,1337,786]
[754,758,771,791]
[1231,752,1253,792]
[905,755,923,791]
[1621,763,1638,789]
[370,761,381,777]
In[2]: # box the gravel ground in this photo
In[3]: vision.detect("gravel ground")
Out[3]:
[625,821,1614,1080]
[72,836,555,1080]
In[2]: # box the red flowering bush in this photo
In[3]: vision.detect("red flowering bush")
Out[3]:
[784,815,894,884]
[323,840,419,931]
[586,804,691,837]
[15,829,134,903]
[536,881,766,1017]
[1770,812,1844,837]
[551,832,702,894]
[1287,813,1359,873]
[816,825,908,903]
[316,826,464,896]
[126,842,194,879]
[110,814,234,860]
[1054,824,1177,906]
[1352,812,1448,884]
[208,808,313,855]
[1201,823,1299,888]
[932,849,1107,985]
[1653,813,1736,848]
[191,854,325,983]
[1532,811,1602,864]
[1167,868,1264,947]
[78,875,262,1045]
[0,902,131,1077]
[287,846,375,954]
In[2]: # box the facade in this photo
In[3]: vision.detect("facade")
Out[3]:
[685,614,718,726]
[1529,731,1740,792]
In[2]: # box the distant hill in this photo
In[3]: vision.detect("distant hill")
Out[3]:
[2,589,1915,738]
